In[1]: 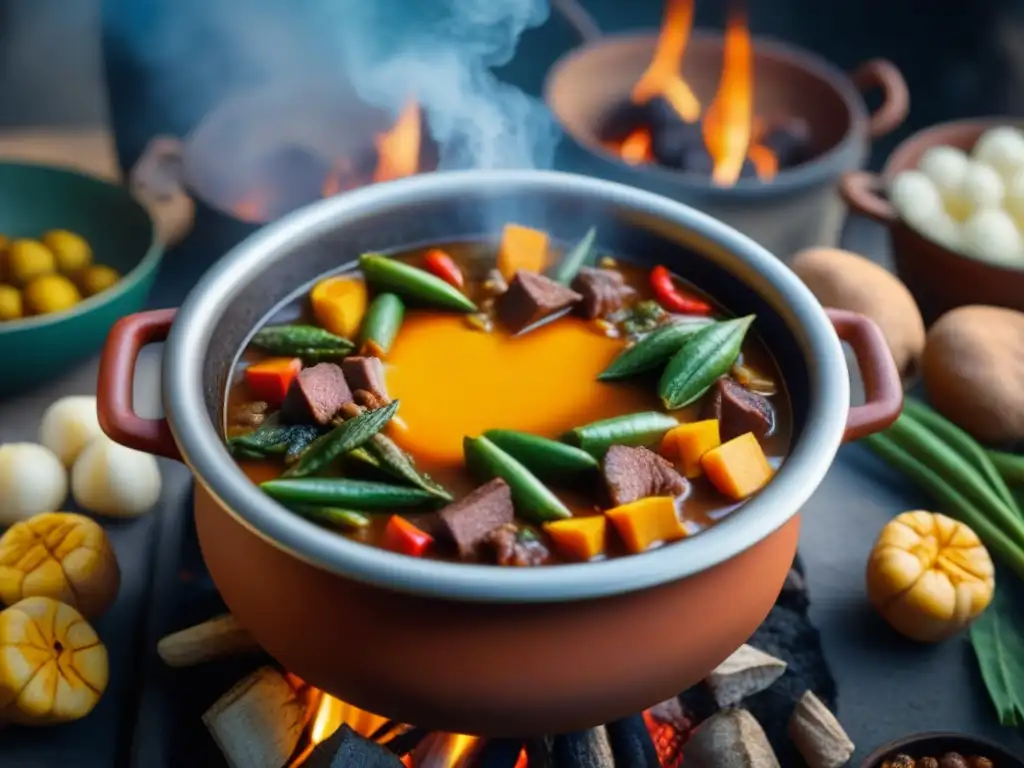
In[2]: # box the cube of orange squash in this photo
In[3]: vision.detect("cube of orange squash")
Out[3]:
[662,419,721,478]
[497,224,549,280]
[701,432,774,500]
[605,496,687,554]
[543,516,606,561]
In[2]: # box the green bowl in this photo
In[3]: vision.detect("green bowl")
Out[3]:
[0,162,163,396]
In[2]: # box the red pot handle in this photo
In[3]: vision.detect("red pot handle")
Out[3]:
[97,308,183,461]
[851,58,909,139]
[827,308,903,442]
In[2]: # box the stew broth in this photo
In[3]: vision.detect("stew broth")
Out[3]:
[225,233,791,566]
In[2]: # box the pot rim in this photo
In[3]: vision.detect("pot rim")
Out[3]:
[163,169,849,603]
[543,30,871,199]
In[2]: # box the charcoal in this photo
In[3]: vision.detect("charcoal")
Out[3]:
[761,117,813,169]
[600,101,652,143]
[643,96,690,133]
[303,724,404,768]
[650,121,704,168]
[606,713,661,767]
[477,738,527,767]
[551,727,615,767]
[382,726,429,757]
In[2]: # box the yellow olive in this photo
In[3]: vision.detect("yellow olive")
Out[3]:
[0,284,22,321]
[42,229,92,274]
[75,264,120,297]
[7,239,55,287]
[23,274,82,316]
[867,510,995,642]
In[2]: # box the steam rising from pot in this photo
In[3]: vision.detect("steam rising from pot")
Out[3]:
[105,0,559,171]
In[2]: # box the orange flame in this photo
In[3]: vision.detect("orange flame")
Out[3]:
[620,128,654,165]
[374,98,422,183]
[630,0,700,122]
[701,6,753,186]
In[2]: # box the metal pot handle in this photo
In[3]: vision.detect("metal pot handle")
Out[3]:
[97,308,183,461]
[826,308,903,443]
[128,136,195,247]
[850,58,909,139]
[551,0,603,42]
[839,170,899,225]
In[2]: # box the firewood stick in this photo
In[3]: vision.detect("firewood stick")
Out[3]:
[157,613,260,667]
[203,666,307,768]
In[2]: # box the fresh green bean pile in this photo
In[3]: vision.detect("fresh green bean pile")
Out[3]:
[861,398,1024,581]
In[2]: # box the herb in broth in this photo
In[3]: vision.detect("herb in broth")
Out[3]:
[225,225,791,566]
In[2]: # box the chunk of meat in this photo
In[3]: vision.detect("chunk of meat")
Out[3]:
[230,400,269,429]
[495,269,582,333]
[437,478,515,558]
[282,363,353,425]
[701,378,775,442]
[484,523,551,566]
[571,267,637,319]
[602,445,689,506]
[342,356,391,403]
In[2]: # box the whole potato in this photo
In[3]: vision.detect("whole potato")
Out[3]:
[790,247,925,376]
[923,305,1024,443]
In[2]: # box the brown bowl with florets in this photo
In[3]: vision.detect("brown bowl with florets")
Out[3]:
[861,731,1024,768]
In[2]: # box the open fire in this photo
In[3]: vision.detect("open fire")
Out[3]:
[602,0,812,185]
[234,98,426,224]
[285,690,690,768]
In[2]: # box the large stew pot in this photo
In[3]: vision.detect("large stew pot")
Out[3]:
[96,170,901,737]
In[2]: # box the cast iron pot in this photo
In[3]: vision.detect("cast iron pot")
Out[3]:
[95,170,902,737]
[544,2,909,259]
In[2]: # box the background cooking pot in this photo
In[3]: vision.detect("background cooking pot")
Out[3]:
[544,0,909,259]
[95,170,901,737]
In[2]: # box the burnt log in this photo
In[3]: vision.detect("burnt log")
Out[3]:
[303,724,404,768]
[477,738,527,768]
[606,713,661,768]
[551,727,615,767]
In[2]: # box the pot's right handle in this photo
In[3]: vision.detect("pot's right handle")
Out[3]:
[97,309,183,462]
[851,58,909,139]
[839,170,900,225]
[129,136,195,248]
[827,308,903,443]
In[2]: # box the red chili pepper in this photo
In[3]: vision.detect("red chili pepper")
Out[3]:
[649,265,712,315]
[381,515,434,557]
[243,357,302,407]
[423,248,465,289]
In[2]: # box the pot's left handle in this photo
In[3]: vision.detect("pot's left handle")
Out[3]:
[827,308,903,443]
[97,309,183,462]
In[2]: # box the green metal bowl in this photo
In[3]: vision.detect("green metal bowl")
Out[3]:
[0,162,163,396]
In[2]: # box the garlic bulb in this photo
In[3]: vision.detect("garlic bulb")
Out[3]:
[973,125,1024,180]
[38,395,103,467]
[0,443,67,525]
[960,208,1024,266]
[956,161,1005,219]
[71,435,161,518]
[888,170,961,248]
[919,145,969,211]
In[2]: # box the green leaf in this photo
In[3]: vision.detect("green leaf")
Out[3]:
[970,580,1024,727]
[282,400,399,478]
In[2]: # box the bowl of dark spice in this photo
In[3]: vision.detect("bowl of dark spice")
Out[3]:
[861,732,1024,768]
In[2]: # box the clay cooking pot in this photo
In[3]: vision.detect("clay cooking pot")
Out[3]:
[95,170,902,736]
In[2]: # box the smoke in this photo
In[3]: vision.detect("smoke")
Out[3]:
[105,0,560,171]
[322,0,561,171]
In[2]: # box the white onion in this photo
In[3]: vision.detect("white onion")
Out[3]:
[38,395,103,468]
[919,145,970,206]
[71,435,162,518]
[0,443,68,525]
[960,208,1024,266]
[973,126,1024,180]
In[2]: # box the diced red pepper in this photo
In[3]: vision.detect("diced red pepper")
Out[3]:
[381,515,434,557]
[649,265,712,315]
[423,248,465,288]
[244,357,302,406]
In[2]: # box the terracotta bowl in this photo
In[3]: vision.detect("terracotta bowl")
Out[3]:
[860,731,1024,768]
[94,170,901,736]
[840,118,1024,325]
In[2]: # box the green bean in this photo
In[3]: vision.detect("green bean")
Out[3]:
[262,477,439,509]
[901,398,1021,518]
[483,429,599,479]
[365,433,452,500]
[360,253,477,313]
[658,315,754,409]
[988,449,1024,489]
[550,227,597,285]
[282,401,399,478]
[598,318,716,381]
[885,412,1024,551]
[359,292,405,357]
[250,324,354,362]
[464,436,571,522]
[862,433,1024,581]
[289,505,371,530]
[565,412,678,457]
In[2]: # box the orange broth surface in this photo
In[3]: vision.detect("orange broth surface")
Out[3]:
[226,242,792,564]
